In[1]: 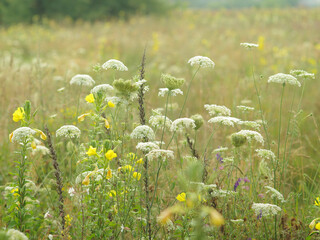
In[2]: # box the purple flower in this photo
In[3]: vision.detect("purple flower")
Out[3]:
[257,210,262,220]
[216,153,224,163]
[234,178,242,192]
[243,177,250,183]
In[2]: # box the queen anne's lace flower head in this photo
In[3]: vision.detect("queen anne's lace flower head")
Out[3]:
[265,186,285,203]
[130,125,155,141]
[158,88,183,97]
[290,69,315,79]
[32,145,50,155]
[212,147,228,154]
[149,115,172,129]
[188,56,215,68]
[102,59,128,71]
[252,203,281,217]
[136,142,160,153]
[211,189,237,198]
[268,73,301,87]
[256,149,276,160]
[232,130,264,145]
[237,105,254,112]
[171,118,196,132]
[239,121,261,130]
[7,229,28,240]
[146,149,174,161]
[70,74,95,87]
[208,116,241,127]
[204,104,231,117]
[240,43,259,49]
[56,125,81,138]
[10,127,36,143]
[91,84,114,95]
[160,74,185,90]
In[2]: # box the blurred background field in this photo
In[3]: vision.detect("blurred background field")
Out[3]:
[0,0,320,233]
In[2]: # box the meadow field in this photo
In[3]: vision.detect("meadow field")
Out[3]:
[0,8,320,239]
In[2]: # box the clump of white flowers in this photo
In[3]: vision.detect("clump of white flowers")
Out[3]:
[32,145,50,155]
[237,105,254,112]
[91,84,114,95]
[188,56,215,68]
[149,115,172,129]
[252,203,281,217]
[268,73,301,87]
[265,186,285,203]
[239,121,261,130]
[10,127,36,143]
[136,142,160,153]
[70,74,95,87]
[212,147,228,154]
[232,130,264,145]
[161,73,185,90]
[130,125,155,141]
[290,69,315,79]
[211,189,237,198]
[145,149,174,161]
[6,229,28,240]
[102,59,128,71]
[158,88,183,97]
[56,125,81,138]
[171,118,196,132]
[230,219,244,224]
[204,104,231,116]
[208,116,241,127]
[256,149,276,160]
[240,43,259,49]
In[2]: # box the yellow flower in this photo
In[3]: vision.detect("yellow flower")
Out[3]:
[106,169,112,179]
[12,107,25,122]
[109,190,116,197]
[209,208,225,227]
[176,192,186,202]
[65,214,72,227]
[82,175,90,185]
[136,158,143,164]
[34,129,47,140]
[105,119,110,129]
[309,219,316,229]
[11,188,20,197]
[105,150,117,160]
[108,101,115,108]
[316,223,320,230]
[9,132,13,142]
[133,172,141,180]
[122,165,134,172]
[78,113,90,122]
[127,152,136,160]
[315,197,320,206]
[85,94,95,103]
[86,146,97,156]
[31,141,37,149]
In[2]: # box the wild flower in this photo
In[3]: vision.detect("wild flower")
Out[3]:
[56,125,81,139]
[9,127,36,143]
[31,145,50,155]
[158,88,183,97]
[176,192,186,202]
[108,190,117,197]
[102,59,128,71]
[91,84,114,95]
[290,69,315,79]
[231,130,264,145]
[149,115,172,129]
[234,178,242,192]
[86,146,97,156]
[78,113,90,122]
[105,150,117,160]
[208,116,241,127]
[188,56,215,68]
[212,147,228,154]
[68,187,76,197]
[268,73,301,87]
[145,149,174,161]
[256,149,276,160]
[251,203,281,218]
[105,96,122,105]
[211,189,237,198]
[12,107,25,122]
[70,74,95,86]
[265,186,285,203]
[130,125,155,141]
[204,104,231,117]
[239,121,261,130]
[85,93,95,103]
[236,105,254,112]
[160,73,185,90]
[6,229,28,240]
[315,197,320,207]
[190,114,204,130]
[230,219,244,224]
[136,142,160,153]
[171,118,196,132]
[259,160,272,179]
[133,172,141,180]
[240,42,259,49]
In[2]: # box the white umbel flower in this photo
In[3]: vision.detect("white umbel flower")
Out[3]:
[56,125,81,138]
[212,147,228,154]
[256,149,276,160]
[208,116,241,127]
[158,88,183,97]
[188,56,215,68]
[130,125,155,141]
[204,104,231,117]
[239,121,261,130]
[145,149,174,161]
[290,69,315,79]
[136,142,160,153]
[171,118,196,132]
[240,42,259,49]
[236,105,254,112]
[70,74,95,87]
[7,229,28,240]
[32,145,50,155]
[252,203,281,217]
[149,115,172,129]
[265,186,285,203]
[10,127,36,143]
[233,130,264,145]
[211,189,237,198]
[91,84,114,95]
[102,59,128,71]
[268,73,301,87]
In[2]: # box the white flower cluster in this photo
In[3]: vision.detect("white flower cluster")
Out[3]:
[145,149,174,161]
[188,56,215,68]
[6,229,28,240]
[70,74,95,87]
[236,105,254,112]
[102,59,128,71]
[252,203,281,217]
[239,121,261,130]
[230,219,244,224]
[240,42,259,49]
[10,127,36,143]
[171,118,196,132]
[158,88,183,97]
[91,84,114,95]
[290,69,315,79]
[56,125,81,138]
[265,186,285,203]
[204,104,231,116]
[32,145,50,155]
[233,130,264,144]
[212,147,228,154]
[211,189,237,198]
[130,125,155,141]
[268,73,301,87]
[256,149,276,160]
[208,116,241,127]
[149,115,172,129]
[136,142,160,153]
[105,96,122,105]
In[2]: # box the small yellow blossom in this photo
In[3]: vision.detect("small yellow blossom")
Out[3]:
[109,190,116,197]
[309,219,317,229]
[108,101,115,108]
[316,222,320,230]
[34,129,47,140]
[86,146,97,156]
[9,132,13,142]
[105,119,110,129]
[122,165,134,172]
[315,197,320,206]
[12,107,25,122]
[106,169,112,179]
[82,175,90,185]
[65,214,73,227]
[127,152,136,160]
[11,188,19,197]
[85,94,95,103]
[31,141,37,149]
[176,192,186,202]
[136,158,143,164]
[105,150,117,160]
[133,172,141,180]
[78,113,90,122]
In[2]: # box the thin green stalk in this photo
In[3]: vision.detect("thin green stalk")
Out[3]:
[75,85,83,125]
[160,92,170,149]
